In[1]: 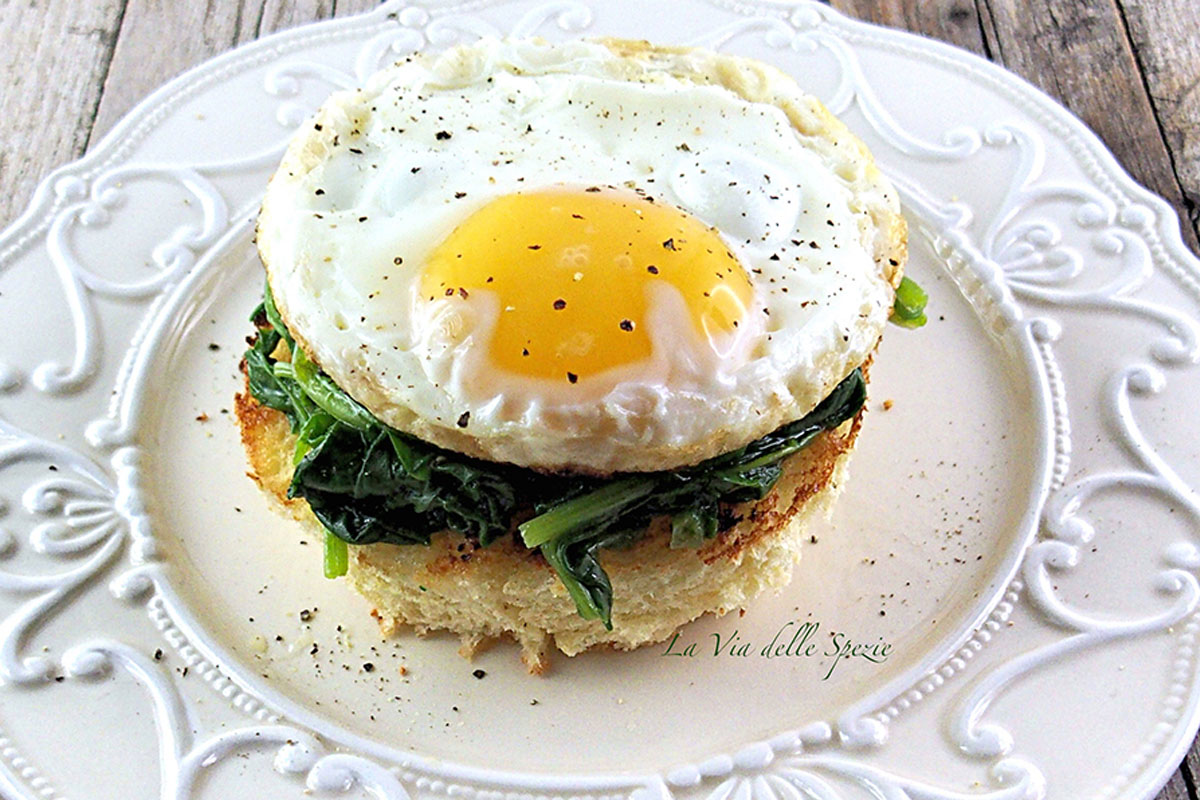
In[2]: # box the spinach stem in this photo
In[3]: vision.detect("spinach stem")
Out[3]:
[262,281,293,343]
[324,531,349,579]
[519,478,655,548]
[290,348,377,430]
[269,362,314,425]
[891,276,928,327]
[716,428,821,476]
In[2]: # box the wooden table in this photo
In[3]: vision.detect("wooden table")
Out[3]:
[0,1,1197,798]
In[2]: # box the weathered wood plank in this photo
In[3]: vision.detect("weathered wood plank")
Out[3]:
[88,0,267,143]
[976,0,1200,255]
[86,1,368,143]
[0,0,126,226]
[0,0,375,222]
[258,0,336,35]
[1180,747,1200,800]
[334,0,383,17]
[827,0,990,57]
[1117,0,1200,244]
[1159,768,1195,800]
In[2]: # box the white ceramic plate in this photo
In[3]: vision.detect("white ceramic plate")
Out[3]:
[2,2,1200,798]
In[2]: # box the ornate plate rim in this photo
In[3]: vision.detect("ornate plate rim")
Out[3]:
[0,1,1198,799]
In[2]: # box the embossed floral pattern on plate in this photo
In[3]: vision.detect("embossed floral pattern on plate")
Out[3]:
[1,1,1199,799]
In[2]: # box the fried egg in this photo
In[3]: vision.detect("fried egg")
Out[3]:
[257,38,906,473]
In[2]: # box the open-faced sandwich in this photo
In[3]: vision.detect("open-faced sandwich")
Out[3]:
[236,37,920,673]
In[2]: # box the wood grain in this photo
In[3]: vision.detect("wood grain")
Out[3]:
[335,0,385,16]
[827,0,990,57]
[1161,770,1195,800]
[91,0,281,142]
[824,0,1200,257]
[0,0,125,225]
[1117,0,1200,243]
[258,0,336,36]
[86,0,382,145]
[976,0,1200,254]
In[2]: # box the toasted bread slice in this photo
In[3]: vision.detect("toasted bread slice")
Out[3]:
[235,385,862,673]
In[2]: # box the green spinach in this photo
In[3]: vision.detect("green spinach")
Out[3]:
[245,284,866,626]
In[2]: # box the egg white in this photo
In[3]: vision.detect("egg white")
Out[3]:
[256,37,906,474]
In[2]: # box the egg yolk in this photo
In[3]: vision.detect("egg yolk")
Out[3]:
[420,188,753,382]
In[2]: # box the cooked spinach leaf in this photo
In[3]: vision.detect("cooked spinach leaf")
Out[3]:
[291,422,523,547]
[244,325,296,425]
[244,283,866,625]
